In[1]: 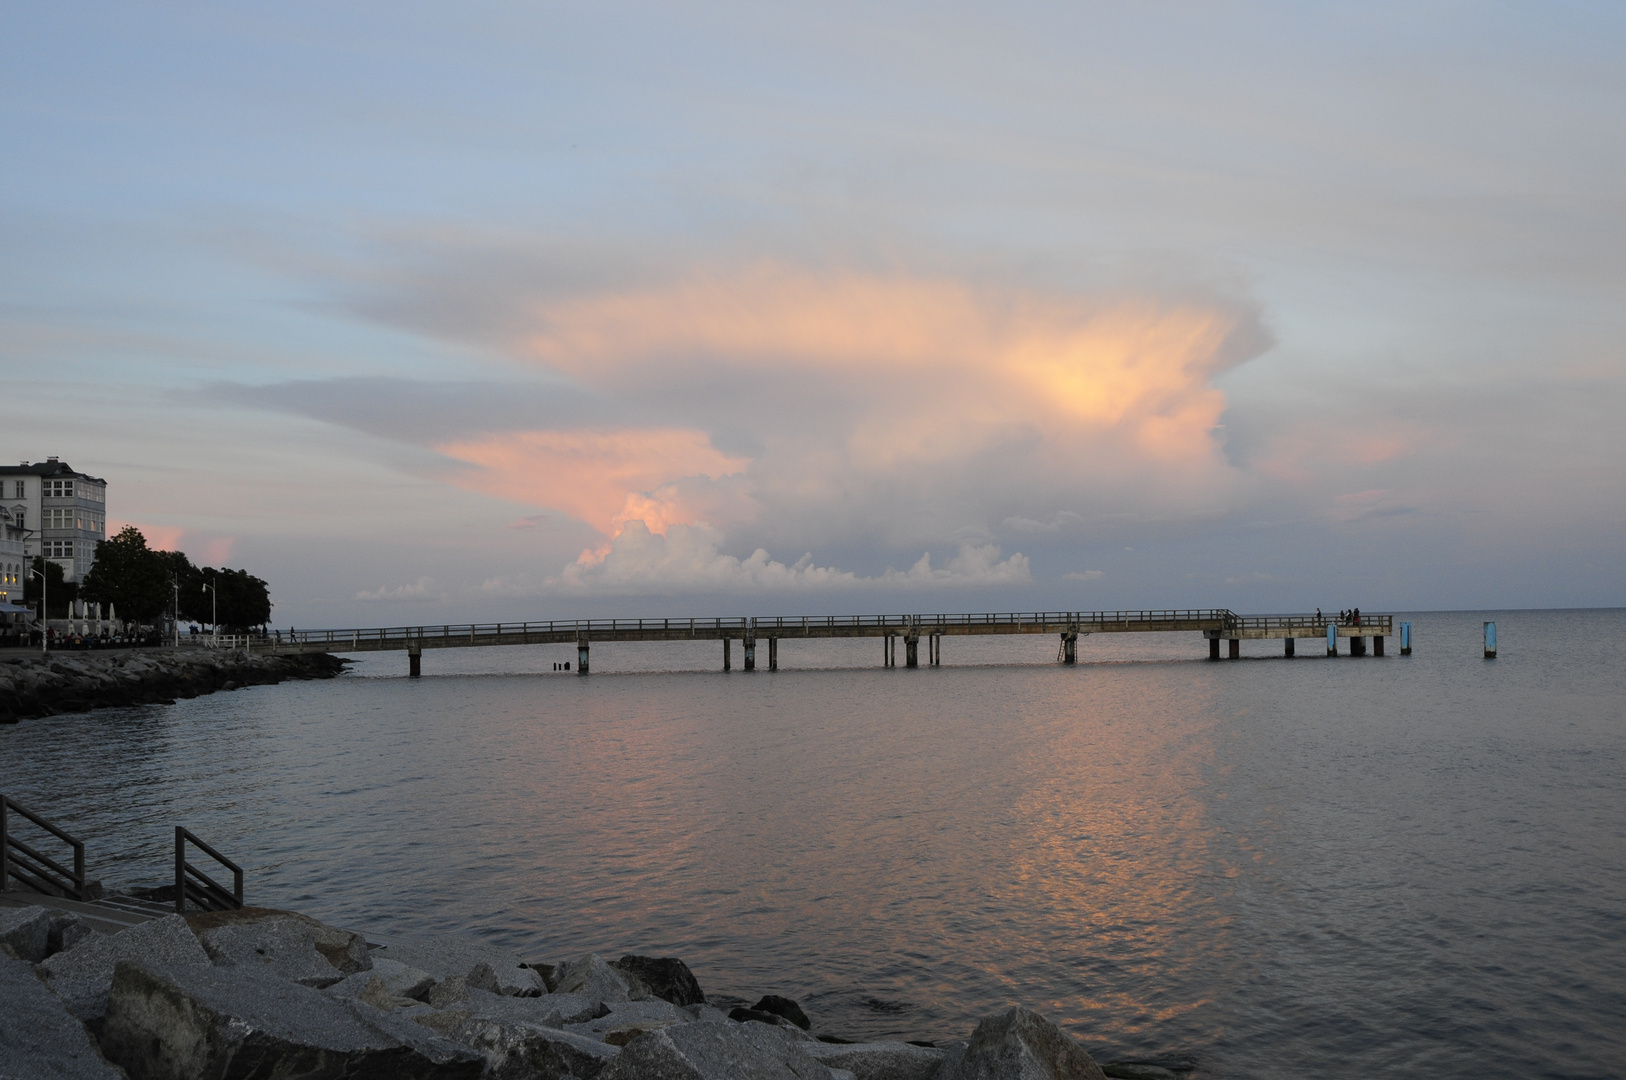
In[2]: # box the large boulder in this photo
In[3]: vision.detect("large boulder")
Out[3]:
[553,952,644,1004]
[99,957,483,1080]
[382,934,546,997]
[467,986,608,1027]
[751,995,812,1031]
[186,906,372,978]
[939,1007,1105,1080]
[324,955,438,1002]
[454,1015,622,1079]
[566,997,689,1043]
[37,913,212,1021]
[601,1019,837,1080]
[48,910,96,957]
[612,955,705,1006]
[0,904,52,963]
[0,952,125,1080]
[802,1040,947,1080]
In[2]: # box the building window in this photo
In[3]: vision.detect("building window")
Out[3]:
[11,481,22,498]
[45,480,75,498]
[44,540,73,559]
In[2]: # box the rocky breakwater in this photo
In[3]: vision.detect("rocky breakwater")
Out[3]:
[0,649,348,724]
[0,902,1184,1080]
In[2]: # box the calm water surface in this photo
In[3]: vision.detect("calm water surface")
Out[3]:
[3,609,1623,1077]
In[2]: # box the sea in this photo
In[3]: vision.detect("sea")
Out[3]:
[3,608,1623,1078]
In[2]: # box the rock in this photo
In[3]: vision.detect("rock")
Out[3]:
[383,933,546,997]
[186,906,373,977]
[601,1019,836,1080]
[428,974,472,1008]
[732,1006,809,1032]
[344,995,492,1072]
[553,952,644,1004]
[415,1007,473,1037]
[455,1015,623,1079]
[1101,1065,1180,1080]
[752,994,813,1030]
[189,910,353,988]
[357,973,429,1011]
[47,910,96,957]
[325,955,438,1002]
[566,998,689,1042]
[0,952,125,1079]
[0,904,52,963]
[38,913,211,1021]
[802,1040,947,1080]
[469,960,502,993]
[938,1007,1105,1080]
[468,986,609,1027]
[99,957,483,1080]
[613,955,706,1006]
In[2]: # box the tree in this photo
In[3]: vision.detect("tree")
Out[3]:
[23,557,78,619]
[192,567,272,631]
[79,527,172,622]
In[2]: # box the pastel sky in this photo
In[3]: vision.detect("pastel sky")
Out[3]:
[5,2,1624,624]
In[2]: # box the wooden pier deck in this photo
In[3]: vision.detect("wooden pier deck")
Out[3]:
[229,609,1396,673]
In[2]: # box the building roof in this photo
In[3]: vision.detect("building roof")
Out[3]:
[0,459,107,484]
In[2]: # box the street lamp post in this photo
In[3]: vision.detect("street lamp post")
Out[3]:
[29,558,47,655]
[202,577,217,645]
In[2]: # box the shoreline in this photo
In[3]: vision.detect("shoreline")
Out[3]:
[0,649,348,725]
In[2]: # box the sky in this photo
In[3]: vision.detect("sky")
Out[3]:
[4,2,1624,625]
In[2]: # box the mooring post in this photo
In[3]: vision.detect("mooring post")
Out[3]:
[723,636,732,671]
[1484,621,1497,659]
[1209,636,1221,661]
[1285,636,1295,658]
[1062,629,1078,664]
[1228,638,1240,660]
[1400,621,1412,655]
[1327,622,1338,656]
[576,636,590,675]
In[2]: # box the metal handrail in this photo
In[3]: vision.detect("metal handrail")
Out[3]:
[174,827,243,914]
[1,794,87,900]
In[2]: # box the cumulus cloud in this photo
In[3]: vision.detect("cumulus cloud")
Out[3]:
[355,577,442,602]
[543,520,1029,595]
[1064,570,1105,581]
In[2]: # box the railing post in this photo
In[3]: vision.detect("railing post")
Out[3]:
[174,826,185,915]
[0,797,8,894]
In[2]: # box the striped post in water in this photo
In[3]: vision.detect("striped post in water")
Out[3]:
[1400,621,1412,656]
[1484,621,1497,659]
[1326,621,1338,657]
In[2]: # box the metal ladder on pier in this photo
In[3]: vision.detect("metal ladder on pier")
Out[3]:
[2,793,244,932]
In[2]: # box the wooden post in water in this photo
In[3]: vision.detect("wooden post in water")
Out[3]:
[1373,635,1384,656]
[1484,621,1497,659]
[768,638,778,672]
[576,636,590,675]
[407,643,421,678]
[1285,636,1295,658]
[1228,638,1240,660]
[723,637,731,671]
[1209,636,1221,661]
[905,634,918,668]
[743,636,756,671]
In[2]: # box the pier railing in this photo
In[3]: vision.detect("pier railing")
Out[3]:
[174,827,243,914]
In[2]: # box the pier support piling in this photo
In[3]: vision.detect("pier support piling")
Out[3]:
[905,635,918,668]
[932,634,940,666]
[1373,635,1384,657]
[1351,636,1367,657]
[768,638,778,672]
[576,637,590,675]
[407,645,421,678]
[723,637,732,671]
[1228,638,1240,660]
[1209,637,1221,661]
[1062,631,1078,664]
[1285,637,1295,658]
[744,637,756,671]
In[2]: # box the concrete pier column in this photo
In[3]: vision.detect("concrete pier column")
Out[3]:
[408,644,421,678]
[1209,637,1221,661]
[1285,637,1295,658]
[1351,636,1367,657]
[932,634,941,666]
[744,637,756,671]
[768,638,778,671]
[885,635,894,668]
[1373,635,1384,657]
[577,637,590,675]
[905,635,918,668]
[723,637,732,671]
[1228,638,1240,660]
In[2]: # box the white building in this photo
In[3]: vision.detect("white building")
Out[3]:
[0,457,108,584]
[0,504,28,640]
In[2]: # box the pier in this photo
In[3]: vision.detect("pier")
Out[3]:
[255,610,1395,675]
